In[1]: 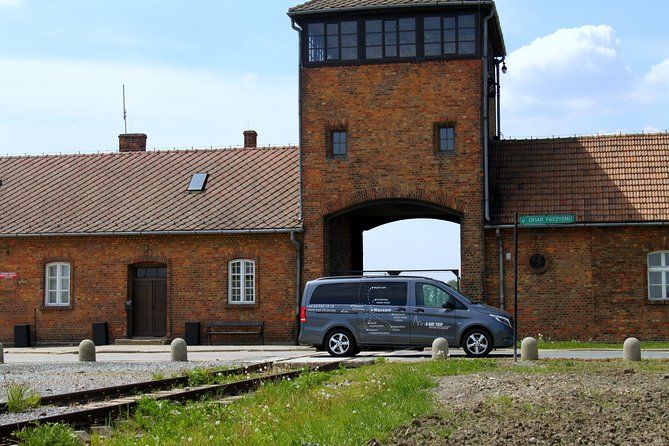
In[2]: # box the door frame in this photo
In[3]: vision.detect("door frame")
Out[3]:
[128,262,170,338]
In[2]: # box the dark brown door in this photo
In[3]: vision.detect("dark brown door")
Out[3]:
[132,267,167,337]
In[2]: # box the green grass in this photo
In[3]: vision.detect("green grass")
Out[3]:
[531,340,669,350]
[5,381,41,413]
[88,359,497,446]
[14,424,81,446]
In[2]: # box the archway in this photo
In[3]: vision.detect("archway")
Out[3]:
[324,199,462,280]
[364,218,461,285]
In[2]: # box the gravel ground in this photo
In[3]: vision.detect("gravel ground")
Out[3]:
[382,363,669,446]
[0,360,243,425]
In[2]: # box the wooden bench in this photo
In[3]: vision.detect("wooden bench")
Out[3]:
[204,321,265,345]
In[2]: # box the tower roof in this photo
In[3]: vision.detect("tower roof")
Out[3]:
[288,0,493,16]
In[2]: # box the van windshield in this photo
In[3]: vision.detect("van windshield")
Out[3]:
[442,282,473,304]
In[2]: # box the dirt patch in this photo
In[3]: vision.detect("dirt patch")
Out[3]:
[381,363,669,446]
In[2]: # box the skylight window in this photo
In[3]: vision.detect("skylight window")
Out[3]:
[188,173,209,192]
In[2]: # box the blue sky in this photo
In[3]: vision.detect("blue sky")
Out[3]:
[1,0,668,278]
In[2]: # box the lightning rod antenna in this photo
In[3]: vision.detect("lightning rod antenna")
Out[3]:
[122,84,128,134]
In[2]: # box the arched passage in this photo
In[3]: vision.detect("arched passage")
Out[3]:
[324,199,462,277]
[364,218,461,283]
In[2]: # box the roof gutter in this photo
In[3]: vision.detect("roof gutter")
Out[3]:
[0,228,304,239]
[486,221,669,230]
[482,4,495,223]
[287,1,495,17]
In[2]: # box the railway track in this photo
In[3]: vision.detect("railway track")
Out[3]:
[0,359,346,445]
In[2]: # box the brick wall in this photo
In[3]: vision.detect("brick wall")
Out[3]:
[0,234,298,345]
[484,226,669,341]
[301,59,486,297]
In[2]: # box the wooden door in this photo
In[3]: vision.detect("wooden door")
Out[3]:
[132,267,167,337]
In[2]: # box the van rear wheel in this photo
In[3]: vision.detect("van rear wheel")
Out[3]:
[325,329,357,357]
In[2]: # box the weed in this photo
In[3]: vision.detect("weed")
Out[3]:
[14,423,81,446]
[152,372,166,381]
[5,381,41,413]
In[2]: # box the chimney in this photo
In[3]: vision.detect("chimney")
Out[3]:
[243,130,258,148]
[119,133,147,152]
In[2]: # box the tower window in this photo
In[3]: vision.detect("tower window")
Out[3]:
[308,21,358,62]
[330,130,348,157]
[424,14,477,57]
[365,18,416,60]
[436,125,455,153]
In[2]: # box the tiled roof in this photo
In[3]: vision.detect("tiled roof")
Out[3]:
[288,0,491,15]
[490,133,669,224]
[0,147,301,236]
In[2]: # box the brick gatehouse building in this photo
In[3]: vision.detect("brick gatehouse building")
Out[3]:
[1,0,667,345]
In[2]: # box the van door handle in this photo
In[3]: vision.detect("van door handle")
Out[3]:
[395,307,406,312]
[414,308,425,313]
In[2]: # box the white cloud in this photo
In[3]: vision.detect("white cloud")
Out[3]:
[0,0,21,6]
[501,25,643,137]
[0,58,298,154]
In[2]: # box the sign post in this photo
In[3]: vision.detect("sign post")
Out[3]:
[513,212,519,362]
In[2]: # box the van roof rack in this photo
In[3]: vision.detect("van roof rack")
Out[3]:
[313,275,437,281]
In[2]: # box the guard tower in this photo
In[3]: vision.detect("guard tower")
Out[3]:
[288,0,506,298]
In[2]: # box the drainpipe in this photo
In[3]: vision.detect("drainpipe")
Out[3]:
[290,20,304,347]
[496,228,505,311]
[482,6,496,222]
[291,19,304,224]
[290,231,302,346]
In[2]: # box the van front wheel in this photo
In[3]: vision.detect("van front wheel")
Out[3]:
[325,329,357,357]
[462,329,493,357]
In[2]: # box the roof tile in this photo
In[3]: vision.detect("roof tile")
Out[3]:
[0,147,301,235]
[490,133,669,224]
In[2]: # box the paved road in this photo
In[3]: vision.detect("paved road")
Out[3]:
[2,345,668,364]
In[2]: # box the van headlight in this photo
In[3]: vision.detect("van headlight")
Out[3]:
[489,314,512,328]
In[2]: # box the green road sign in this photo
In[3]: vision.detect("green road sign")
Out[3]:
[519,214,576,226]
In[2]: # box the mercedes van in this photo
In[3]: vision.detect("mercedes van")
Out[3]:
[298,276,514,357]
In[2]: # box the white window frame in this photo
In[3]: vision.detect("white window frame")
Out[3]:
[228,259,256,304]
[45,262,71,306]
[648,251,669,301]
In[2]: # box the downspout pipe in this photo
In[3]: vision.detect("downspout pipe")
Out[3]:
[496,228,505,311]
[482,6,496,222]
[290,20,304,346]
[291,19,304,224]
[290,231,302,346]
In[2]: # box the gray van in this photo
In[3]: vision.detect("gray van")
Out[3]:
[298,276,514,357]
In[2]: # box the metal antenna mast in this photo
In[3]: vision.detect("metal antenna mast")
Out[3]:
[122,84,128,134]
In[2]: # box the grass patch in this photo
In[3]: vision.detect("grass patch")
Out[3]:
[94,359,496,446]
[528,340,669,350]
[5,381,41,413]
[14,423,81,446]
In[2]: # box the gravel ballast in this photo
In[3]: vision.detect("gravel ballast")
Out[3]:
[0,360,242,425]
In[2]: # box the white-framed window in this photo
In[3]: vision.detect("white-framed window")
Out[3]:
[228,259,255,304]
[45,262,71,306]
[648,252,669,301]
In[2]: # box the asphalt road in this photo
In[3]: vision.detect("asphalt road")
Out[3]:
[2,345,668,364]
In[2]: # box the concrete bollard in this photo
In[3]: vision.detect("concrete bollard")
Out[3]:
[521,337,539,361]
[79,339,96,362]
[432,337,449,360]
[171,338,188,362]
[0,342,4,364]
[623,337,641,362]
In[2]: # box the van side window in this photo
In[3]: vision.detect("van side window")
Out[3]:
[361,282,407,306]
[310,283,359,305]
[416,283,465,309]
